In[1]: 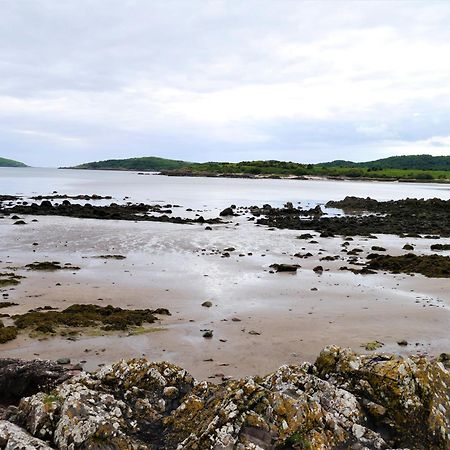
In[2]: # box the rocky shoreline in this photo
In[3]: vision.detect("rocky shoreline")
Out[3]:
[0,200,223,226]
[159,169,450,184]
[251,197,450,237]
[0,346,448,449]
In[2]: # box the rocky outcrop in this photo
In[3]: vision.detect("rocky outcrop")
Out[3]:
[0,201,223,226]
[0,359,71,403]
[316,346,450,449]
[0,420,52,449]
[1,347,449,449]
[256,197,450,237]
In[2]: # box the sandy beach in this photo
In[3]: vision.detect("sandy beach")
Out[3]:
[1,210,448,380]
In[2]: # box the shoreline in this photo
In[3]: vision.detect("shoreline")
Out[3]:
[62,166,450,183]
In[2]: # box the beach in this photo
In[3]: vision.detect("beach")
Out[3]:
[0,168,449,380]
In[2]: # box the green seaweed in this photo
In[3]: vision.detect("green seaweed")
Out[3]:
[366,253,450,278]
[13,304,170,333]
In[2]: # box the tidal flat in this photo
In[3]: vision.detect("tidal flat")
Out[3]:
[0,168,449,380]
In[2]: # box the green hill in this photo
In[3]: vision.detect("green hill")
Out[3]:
[0,157,27,167]
[70,156,191,172]
[317,154,450,171]
[167,154,450,181]
[69,154,450,181]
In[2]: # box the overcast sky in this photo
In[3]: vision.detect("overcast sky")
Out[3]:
[1,0,450,167]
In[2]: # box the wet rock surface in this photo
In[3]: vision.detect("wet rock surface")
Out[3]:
[1,346,448,449]
[256,197,450,236]
[365,253,450,278]
[0,201,223,226]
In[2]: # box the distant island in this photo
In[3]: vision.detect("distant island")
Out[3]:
[66,154,450,182]
[0,157,27,167]
[67,156,189,172]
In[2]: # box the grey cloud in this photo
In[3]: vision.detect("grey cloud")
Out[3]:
[0,0,450,166]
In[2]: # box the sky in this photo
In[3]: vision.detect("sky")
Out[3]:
[1,1,450,167]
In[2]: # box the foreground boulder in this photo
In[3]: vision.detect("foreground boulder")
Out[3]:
[1,346,449,449]
[315,345,450,449]
[0,420,52,449]
[0,358,71,403]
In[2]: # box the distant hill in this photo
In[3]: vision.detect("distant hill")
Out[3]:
[68,154,450,181]
[317,154,450,171]
[0,157,27,167]
[69,156,191,171]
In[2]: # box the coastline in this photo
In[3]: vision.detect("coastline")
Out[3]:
[60,166,450,183]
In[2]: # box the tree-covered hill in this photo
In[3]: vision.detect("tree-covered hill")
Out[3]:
[69,156,191,171]
[317,154,450,171]
[67,154,450,181]
[0,157,27,167]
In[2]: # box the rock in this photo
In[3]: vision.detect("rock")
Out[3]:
[2,348,449,449]
[201,301,212,308]
[56,357,71,365]
[403,244,414,250]
[397,340,408,346]
[202,330,213,338]
[361,341,383,351]
[365,253,450,278]
[13,220,26,225]
[296,233,314,240]
[315,345,450,449]
[0,358,70,402]
[431,243,450,251]
[269,263,299,273]
[219,207,234,216]
[256,197,450,237]
[0,420,53,449]
[2,201,223,226]
[313,265,324,273]
[437,353,450,369]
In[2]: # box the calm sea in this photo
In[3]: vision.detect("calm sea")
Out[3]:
[0,167,449,211]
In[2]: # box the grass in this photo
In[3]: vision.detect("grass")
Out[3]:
[173,161,450,181]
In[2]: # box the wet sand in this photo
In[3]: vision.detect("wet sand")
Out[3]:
[1,212,449,380]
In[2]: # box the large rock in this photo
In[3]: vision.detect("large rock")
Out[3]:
[0,420,52,449]
[2,347,449,449]
[8,359,195,449]
[315,345,450,449]
[0,358,70,402]
[164,363,386,449]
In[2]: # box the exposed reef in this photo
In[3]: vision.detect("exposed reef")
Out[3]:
[0,200,223,225]
[255,197,450,236]
[364,253,450,278]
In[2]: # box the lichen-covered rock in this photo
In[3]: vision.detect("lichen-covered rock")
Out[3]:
[8,359,195,449]
[315,345,450,449]
[165,363,386,449]
[3,348,449,449]
[0,419,53,449]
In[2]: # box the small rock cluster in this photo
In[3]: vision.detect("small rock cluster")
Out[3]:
[1,346,449,449]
